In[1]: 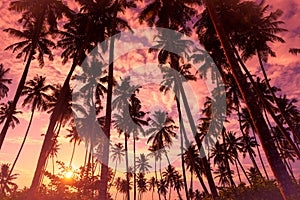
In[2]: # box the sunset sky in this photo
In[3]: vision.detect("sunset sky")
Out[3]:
[0,0,299,196]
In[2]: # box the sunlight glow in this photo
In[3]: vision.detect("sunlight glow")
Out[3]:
[64,171,74,179]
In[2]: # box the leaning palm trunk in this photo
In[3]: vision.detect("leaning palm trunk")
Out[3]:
[175,96,190,200]
[27,54,79,199]
[204,0,297,199]
[257,50,300,143]
[9,109,35,176]
[173,70,218,198]
[230,40,300,158]
[0,12,46,149]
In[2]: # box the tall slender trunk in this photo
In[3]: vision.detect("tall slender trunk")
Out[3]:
[0,12,46,149]
[124,133,130,200]
[221,129,235,187]
[236,96,262,177]
[176,97,189,200]
[194,166,209,195]
[27,56,78,199]
[99,1,119,199]
[204,1,297,198]
[174,68,218,198]
[264,108,297,183]
[234,159,242,183]
[133,136,137,200]
[257,50,300,142]
[232,42,300,158]
[9,109,35,176]
[236,157,251,185]
[69,140,76,166]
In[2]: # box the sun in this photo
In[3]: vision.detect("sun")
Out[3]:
[64,170,74,179]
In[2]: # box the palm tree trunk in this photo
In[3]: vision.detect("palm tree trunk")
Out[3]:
[69,140,76,166]
[124,133,130,200]
[133,136,137,200]
[0,12,46,149]
[264,108,297,183]
[176,96,189,200]
[204,1,297,198]
[257,50,300,142]
[236,98,263,177]
[9,109,35,176]
[174,67,218,198]
[194,166,209,195]
[99,1,119,199]
[234,159,242,183]
[232,44,300,158]
[236,158,251,185]
[27,54,78,199]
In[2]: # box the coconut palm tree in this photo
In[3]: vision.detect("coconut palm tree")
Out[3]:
[135,153,152,174]
[0,164,18,197]
[0,0,72,149]
[0,64,12,100]
[202,0,298,198]
[113,81,148,200]
[137,173,148,200]
[9,75,54,176]
[162,165,183,200]
[0,102,21,129]
[65,123,82,167]
[148,176,156,200]
[183,143,209,195]
[157,179,168,200]
[146,110,177,165]
[110,143,125,185]
[229,1,300,147]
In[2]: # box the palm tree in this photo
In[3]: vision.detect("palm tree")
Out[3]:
[0,64,12,100]
[210,140,235,187]
[0,164,18,197]
[135,153,152,174]
[183,143,209,195]
[0,102,21,129]
[146,110,177,165]
[230,1,300,148]
[157,179,168,200]
[0,0,71,149]
[137,173,148,200]
[162,165,183,200]
[148,176,156,200]
[65,123,82,167]
[139,2,209,199]
[113,79,148,200]
[110,142,125,186]
[9,75,54,176]
[203,0,298,198]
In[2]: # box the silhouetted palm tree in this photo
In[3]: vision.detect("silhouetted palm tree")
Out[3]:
[110,142,125,185]
[0,102,22,129]
[65,123,82,166]
[0,64,12,100]
[0,164,18,197]
[183,143,209,195]
[137,173,148,200]
[202,0,297,198]
[0,0,71,149]
[9,75,54,176]
[135,154,151,174]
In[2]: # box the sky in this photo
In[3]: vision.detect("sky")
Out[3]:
[0,0,299,198]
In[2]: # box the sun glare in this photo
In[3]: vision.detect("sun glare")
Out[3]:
[64,170,74,179]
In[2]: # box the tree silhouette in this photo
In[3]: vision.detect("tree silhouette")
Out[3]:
[0,64,12,100]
